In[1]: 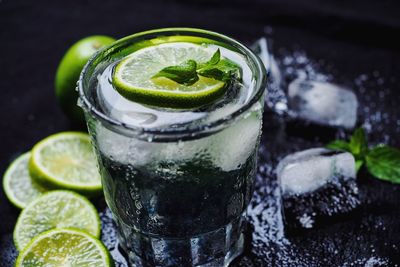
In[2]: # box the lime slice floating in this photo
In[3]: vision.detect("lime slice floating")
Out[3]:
[3,152,47,209]
[29,132,102,195]
[14,190,100,251]
[15,228,112,267]
[113,42,226,108]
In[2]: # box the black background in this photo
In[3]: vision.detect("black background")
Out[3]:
[1,0,400,266]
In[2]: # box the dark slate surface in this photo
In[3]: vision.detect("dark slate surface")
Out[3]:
[1,0,399,266]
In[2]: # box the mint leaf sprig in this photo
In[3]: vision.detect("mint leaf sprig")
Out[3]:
[152,59,199,86]
[327,128,400,184]
[152,49,241,86]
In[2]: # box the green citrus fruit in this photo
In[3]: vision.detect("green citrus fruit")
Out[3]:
[29,132,102,195]
[2,152,47,209]
[14,190,100,251]
[113,42,226,108]
[55,35,115,124]
[15,228,112,267]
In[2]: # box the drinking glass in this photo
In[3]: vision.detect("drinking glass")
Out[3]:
[78,28,266,267]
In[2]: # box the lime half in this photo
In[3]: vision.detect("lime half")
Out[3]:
[14,190,100,251]
[113,42,226,108]
[3,152,47,209]
[16,228,111,267]
[29,132,102,195]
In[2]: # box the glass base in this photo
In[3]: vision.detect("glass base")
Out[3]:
[118,216,246,267]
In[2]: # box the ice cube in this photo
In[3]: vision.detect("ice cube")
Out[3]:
[250,38,281,84]
[95,108,262,173]
[277,148,360,230]
[95,123,151,166]
[97,70,206,128]
[251,38,287,114]
[288,79,358,129]
[153,100,263,172]
[209,102,263,171]
[277,148,355,195]
[95,123,201,168]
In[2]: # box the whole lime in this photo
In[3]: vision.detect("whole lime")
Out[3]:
[55,35,116,125]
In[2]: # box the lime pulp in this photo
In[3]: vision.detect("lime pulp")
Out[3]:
[15,228,111,267]
[3,152,47,209]
[113,42,227,108]
[13,190,100,251]
[29,132,102,195]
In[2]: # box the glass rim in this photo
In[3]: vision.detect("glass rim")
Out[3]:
[78,27,267,138]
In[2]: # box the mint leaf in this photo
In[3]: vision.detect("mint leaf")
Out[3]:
[326,128,367,156]
[326,140,351,152]
[326,140,363,173]
[198,67,225,81]
[198,59,241,82]
[152,60,198,86]
[326,128,400,181]
[366,145,400,184]
[218,59,241,79]
[206,49,221,66]
[198,49,221,69]
[349,128,368,159]
[153,49,241,85]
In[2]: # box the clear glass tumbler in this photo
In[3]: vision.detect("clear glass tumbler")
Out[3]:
[78,28,266,267]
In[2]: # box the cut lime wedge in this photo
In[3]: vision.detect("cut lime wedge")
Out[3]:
[3,152,47,209]
[15,228,112,267]
[14,190,100,251]
[29,132,102,195]
[113,42,226,108]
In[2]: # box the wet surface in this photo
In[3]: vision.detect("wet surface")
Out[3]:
[1,0,400,266]
[3,45,399,265]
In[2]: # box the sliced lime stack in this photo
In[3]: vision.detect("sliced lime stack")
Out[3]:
[113,42,226,108]
[29,132,102,195]
[15,228,112,267]
[3,152,47,209]
[14,190,100,251]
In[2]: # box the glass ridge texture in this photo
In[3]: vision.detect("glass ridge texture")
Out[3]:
[79,28,266,267]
